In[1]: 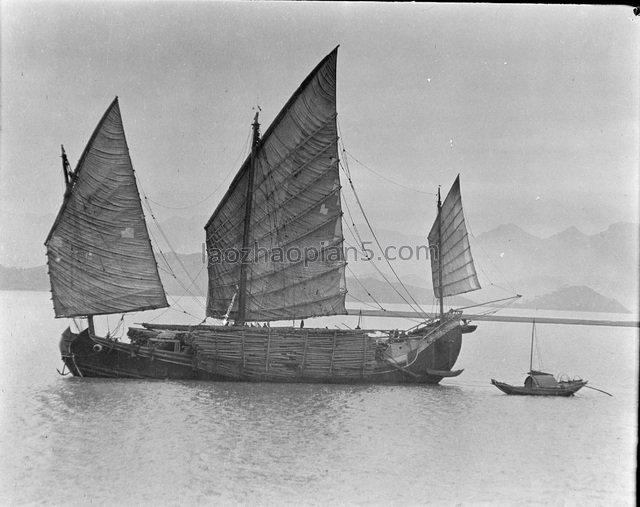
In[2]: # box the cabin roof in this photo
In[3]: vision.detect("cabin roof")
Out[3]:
[526,371,559,387]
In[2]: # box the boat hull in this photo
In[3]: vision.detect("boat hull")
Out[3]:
[59,327,208,379]
[59,318,467,384]
[490,378,588,396]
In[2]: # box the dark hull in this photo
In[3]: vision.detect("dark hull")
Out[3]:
[60,317,467,384]
[59,328,206,380]
[490,379,588,396]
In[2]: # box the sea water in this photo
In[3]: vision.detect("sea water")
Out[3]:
[0,291,637,506]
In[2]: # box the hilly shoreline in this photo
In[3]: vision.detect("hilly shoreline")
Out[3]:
[1,262,630,315]
[2,221,636,315]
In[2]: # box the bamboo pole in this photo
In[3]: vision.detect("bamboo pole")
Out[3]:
[241,331,245,368]
[266,327,271,372]
[301,330,308,377]
[189,327,382,380]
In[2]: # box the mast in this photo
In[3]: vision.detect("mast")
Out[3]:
[437,186,444,318]
[60,145,73,191]
[529,320,536,373]
[64,141,96,337]
[237,112,260,324]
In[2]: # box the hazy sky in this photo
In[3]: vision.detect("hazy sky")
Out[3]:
[1,2,638,252]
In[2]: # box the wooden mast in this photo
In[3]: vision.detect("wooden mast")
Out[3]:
[61,145,73,191]
[237,112,260,324]
[437,186,444,318]
[529,319,536,373]
[59,145,98,335]
[87,315,96,336]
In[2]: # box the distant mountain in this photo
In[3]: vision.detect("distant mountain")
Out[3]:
[474,222,639,311]
[1,218,637,315]
[509,275,572,298]
[155,254,470,308]
[514,285,630,314]
[476,223,541,251]
[4,259,629,316]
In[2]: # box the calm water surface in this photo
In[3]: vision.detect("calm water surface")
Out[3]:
[0,291,637,506]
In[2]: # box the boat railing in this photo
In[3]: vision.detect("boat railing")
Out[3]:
[410,310,461,343]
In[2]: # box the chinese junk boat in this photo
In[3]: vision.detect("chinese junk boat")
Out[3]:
[48,47,482,383]
[491,321,588,396]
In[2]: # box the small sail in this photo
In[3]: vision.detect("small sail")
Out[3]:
[428,175,481,298]
[45,98,168,318]
[205,47,346,321]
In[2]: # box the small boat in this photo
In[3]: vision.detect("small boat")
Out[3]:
[461,319,477,334]
[490,321,588,396]
[491,373,587,397]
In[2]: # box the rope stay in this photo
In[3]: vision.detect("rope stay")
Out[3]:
[339,142,428,318]
[464,217,519,296]
[345,264,386,311]
[336,125,521,322]
[130,129,255,318]
[145,224,205,306]
[341,147,436,196]
[137,176,206,306]
[136,128,253,211]
[342,192,420,312]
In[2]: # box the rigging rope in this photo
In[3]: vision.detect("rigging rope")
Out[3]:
[145,191,219,211]
[464,217,519,296]
[341,147,436,196]
[136,176,206,309]
[132,127,255,313]
[105,314,126,341]
[342,231,421,312]
[345,292,386,311]
[147,260,209,323]
[150,265,208,322]
[340,190,371,260]
[339,151,428,317]
[137,128,252,211]
[145,224,206,307]
[146,294,204,323]
[453,295,522,312]
[341,190,420,310]
[470,296,519,316]
[337,122,522,323]
[534,323,544,370]
[345,264,386,311]
[341,209,395,311]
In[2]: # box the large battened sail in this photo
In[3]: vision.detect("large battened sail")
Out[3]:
[428,175,481,298]
[205,47,346,322]
[45,98,168,318]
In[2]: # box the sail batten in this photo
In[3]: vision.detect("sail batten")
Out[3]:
[237,168,340,248]
[252,116,337,187]
[243,292,346,317]
[45,98,168,318]
[205,47,345,322]
[428,175,481,298]
[212,237,344,290]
